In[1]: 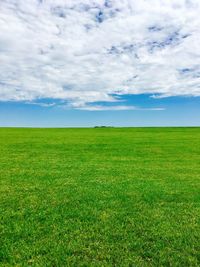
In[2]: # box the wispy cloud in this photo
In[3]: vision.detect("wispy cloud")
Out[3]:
[0,0,200,109]
[76,105,165,111]
[25,101,56,107]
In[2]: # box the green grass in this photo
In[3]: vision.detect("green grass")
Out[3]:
[0,127,200,266]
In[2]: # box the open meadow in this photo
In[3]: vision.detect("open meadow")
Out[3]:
[0,127,200,266]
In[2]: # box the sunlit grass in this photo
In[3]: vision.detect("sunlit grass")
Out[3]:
[0,128,200,266]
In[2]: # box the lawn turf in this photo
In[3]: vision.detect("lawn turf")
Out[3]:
[0,127,200,266]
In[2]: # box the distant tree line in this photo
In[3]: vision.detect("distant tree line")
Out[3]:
[94,126,114,128]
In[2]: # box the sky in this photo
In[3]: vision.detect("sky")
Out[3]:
[0,0,200,127]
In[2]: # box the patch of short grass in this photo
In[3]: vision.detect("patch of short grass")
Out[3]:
[0,128,200,266]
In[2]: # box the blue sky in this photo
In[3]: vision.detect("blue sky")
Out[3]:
[0,0,200,126]
[1,95,200,127]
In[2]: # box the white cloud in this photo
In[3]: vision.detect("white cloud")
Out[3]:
[0,0,200,109]
[73,105,165,111]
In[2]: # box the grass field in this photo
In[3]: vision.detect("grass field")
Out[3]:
[0,128,200,266]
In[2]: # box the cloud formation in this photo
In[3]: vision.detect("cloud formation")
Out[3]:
[0,0,200,109]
